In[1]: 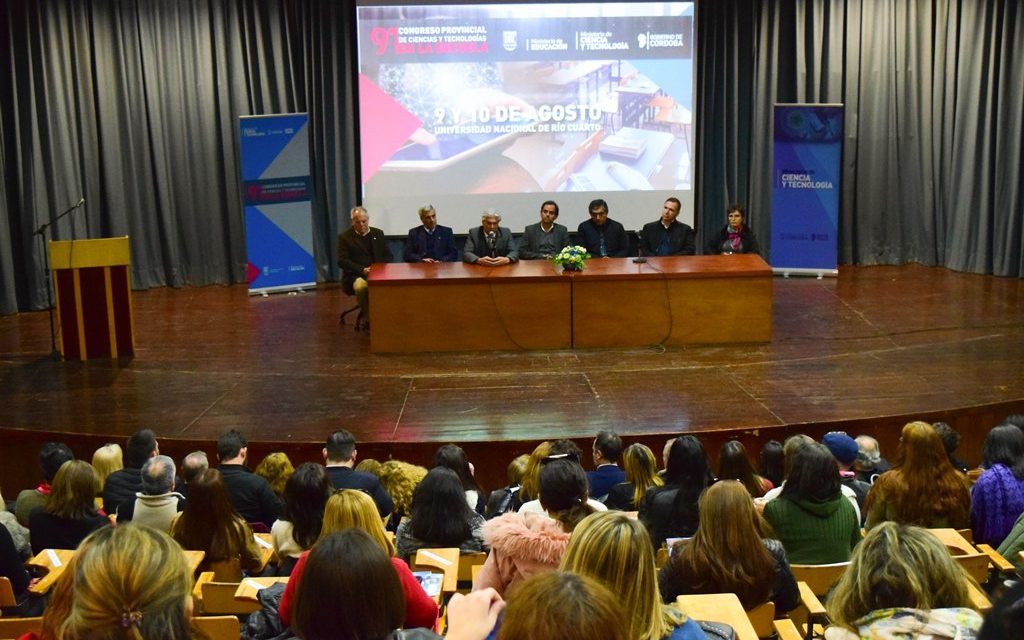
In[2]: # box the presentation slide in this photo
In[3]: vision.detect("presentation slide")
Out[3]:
[356,2,695,237]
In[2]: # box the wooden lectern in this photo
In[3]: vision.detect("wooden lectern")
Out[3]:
[50,237,135,360]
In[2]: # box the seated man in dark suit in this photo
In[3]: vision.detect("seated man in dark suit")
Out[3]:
[403,204,458,263]
[463,209,519,266]
[577,198,628,258]
[323,429,394,519]
[338,206,390,324]
[640,197,695,256]
[101,429,160,515]
[519,200,570,260]
[587,430,626,502]
[216,429,283,529]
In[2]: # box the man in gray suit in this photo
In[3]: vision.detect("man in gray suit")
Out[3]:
[519,200,570,260]
[463,209,519,266]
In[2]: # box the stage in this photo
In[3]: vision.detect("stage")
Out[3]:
[1,264,1023,492]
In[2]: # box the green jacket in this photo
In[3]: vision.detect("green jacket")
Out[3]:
[763,493,860,564]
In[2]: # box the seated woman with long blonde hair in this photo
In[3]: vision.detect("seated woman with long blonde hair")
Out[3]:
[824,522,982,638]
[605,443,664,511]
[34,524,200,640]
[278,489,438,631]
[659,480,798,614]
[561,511,706,640]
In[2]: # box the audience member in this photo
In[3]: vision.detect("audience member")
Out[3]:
[404,204,458,263]
[0,487,31,559]
[639,197,696,256]
[587,430,626,501]
[519,440,607,515]
[563,511,707,640]
[0,518,31,615]
[762,443,860,564]
[463,210,519,265]
[180,450,209,497]
[971,424,1024,545]
[272,462,331,575]
[577,198,628,258]
[377,459,427,527]
[864,421,970,530]
[497,571,629,640]
[933,421,969,472]
[90,443,122,494]
[29,460,108,554]
[35,524,197,640]
[639,436,715,550]
[101,429,159,514]
[717,440,772,498]
[996,510,1024,572]
[396,467,487,562]
[758,440,785,489]
[15,441,74,525]
[253,451,295,496]
[115,454,184,531]
[216,428,283,528]
[978,579,1024,640]
[822,432,872,513]
[279,490,438,631]
[824,522,982,639]
[606,443,664,511]
[434,443,486,514]
[759,434,861,523]
[659,481,798,613]
[519,200,569,260]
[324,429,394,519]
[169,468,261,581]
[475,459,595,595]
[517,441,551,503]
[355,458,383,476]
[853,434,890,484]
[485,454,529,518]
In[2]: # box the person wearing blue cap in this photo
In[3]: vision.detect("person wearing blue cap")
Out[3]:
[823,432,871,517]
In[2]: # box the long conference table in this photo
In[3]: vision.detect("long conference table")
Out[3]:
[369,254,772,353]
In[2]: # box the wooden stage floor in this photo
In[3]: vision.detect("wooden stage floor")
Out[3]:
[1,264,1023,490]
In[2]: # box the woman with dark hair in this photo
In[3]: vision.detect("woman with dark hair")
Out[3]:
[864,421,970,530]
[169,468,261,580]
[474,459,596,595]
[639,436,715,550]
[971,424,1024,545]
[717,440,772,498]
[762,443,860,564]
[272,462,331,575]
[659,481,798,613]
[606,443,664,511]
[758,440,785,489]
[29,460,109,554]
[395,466,487,562]
[434,443,486,514]
[704,204,760,255]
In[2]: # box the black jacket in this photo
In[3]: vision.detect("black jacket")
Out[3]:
[217,464,283,527]
[640,220,695,256]
[337,227,390,293]
[325,466,394,518]
[102,467,143,515]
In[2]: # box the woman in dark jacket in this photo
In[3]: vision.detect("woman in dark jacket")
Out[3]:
[29,460,109,554]
[639,436,715,550]
[705,204,760,255]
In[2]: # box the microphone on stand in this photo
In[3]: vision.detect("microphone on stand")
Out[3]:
[632,230,647,263]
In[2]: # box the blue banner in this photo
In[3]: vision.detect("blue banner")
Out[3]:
[239,114,316,293]
[770,105,843,275]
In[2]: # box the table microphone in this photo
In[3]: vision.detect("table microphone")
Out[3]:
[632,230,647,263]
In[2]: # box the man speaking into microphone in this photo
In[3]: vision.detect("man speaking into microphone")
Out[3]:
[463,209,518,266]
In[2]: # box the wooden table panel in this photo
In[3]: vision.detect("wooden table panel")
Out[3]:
[371,262,571,353]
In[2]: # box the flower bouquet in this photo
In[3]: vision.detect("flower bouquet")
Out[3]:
[553,245,591,272]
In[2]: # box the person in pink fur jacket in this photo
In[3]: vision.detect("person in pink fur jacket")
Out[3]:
[473,459,596,595]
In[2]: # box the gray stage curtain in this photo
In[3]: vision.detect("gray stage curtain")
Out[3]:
[697,0,1023,275]
[0,0,358,314]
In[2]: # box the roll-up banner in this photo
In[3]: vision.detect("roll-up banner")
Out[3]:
[770,104,843,276]
[239,113,316,294]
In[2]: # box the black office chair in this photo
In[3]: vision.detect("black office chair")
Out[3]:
[339,278,367,331]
